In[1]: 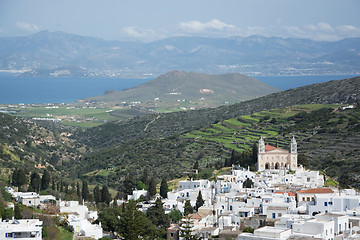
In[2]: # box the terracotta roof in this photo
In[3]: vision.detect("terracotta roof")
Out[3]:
[297,188,334,194]
[265,145,277,151]
[274,191,296,197]
[188,210,212,220]
[265,145,287,152]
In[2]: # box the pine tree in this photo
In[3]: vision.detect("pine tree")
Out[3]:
[159,179,168,199]
[184,200,193,216]
[101,185,112,205]
[180,217,199,240]
[41,170,51,191]
[122,175,136,195]
[148,177,157,198]
[82,180,89,201]
[243,178,254,188]
[93,185,101,204]
[195,191,204,211]
[118,200,156,240]
[146,198,169,229]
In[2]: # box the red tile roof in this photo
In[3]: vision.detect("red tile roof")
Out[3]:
[265,145,277,151]
[297,188,334,194]
[265,145,287,152]
[274,191,296,197]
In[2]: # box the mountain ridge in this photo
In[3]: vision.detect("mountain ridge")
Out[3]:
[1,31,359,77]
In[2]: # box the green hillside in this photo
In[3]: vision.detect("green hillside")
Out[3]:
[85,71,280,110]
[79,76,360,150]
[70,104,360,190]
[0,76,359,193]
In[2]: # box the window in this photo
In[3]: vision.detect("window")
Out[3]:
[278,213,282,217]
[272,213,276,219]
[230,206,233,210]
[6,233,14,237]
[325,202,328,206]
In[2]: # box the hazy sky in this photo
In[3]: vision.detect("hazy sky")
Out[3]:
[1,0,359,42]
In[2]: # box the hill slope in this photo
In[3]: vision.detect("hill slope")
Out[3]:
[85,70,280,108]
[78,76,360,150]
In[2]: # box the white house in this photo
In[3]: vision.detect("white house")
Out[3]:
[68,215,103,239]
[127,189,148,201]
[0,219,42,240]
[17,192,40,208]
[237,226,292,240]
[308,194,360,216]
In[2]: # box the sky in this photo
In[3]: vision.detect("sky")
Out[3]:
[0,0,359,42]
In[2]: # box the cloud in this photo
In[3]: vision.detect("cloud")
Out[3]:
[120,21,360,42]
[179,19,236,33]
[16,22,39,33]
[121,26,166,41]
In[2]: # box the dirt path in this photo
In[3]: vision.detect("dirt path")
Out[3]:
[144,115,160,131]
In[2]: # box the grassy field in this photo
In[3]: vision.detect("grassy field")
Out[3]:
[59,227,73,240]
[9,105,120,128]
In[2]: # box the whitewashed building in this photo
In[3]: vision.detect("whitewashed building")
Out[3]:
[0,219,42,240]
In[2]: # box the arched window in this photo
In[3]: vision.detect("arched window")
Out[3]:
[275,163,279,169]
[265,163,270,169]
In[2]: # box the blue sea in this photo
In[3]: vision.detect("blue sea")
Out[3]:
[0,73,149,104]
[0,73,358,104]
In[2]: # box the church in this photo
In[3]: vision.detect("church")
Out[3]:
[257,136,298,171]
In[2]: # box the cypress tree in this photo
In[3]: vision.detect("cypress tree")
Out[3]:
[51,178,56,191]
[82,180,89,201]
[101,185,112,205]
[41,170,51,191]
[184,200,193,216]
[76,182,81,199]
[141,168,148,184]
[29,172,41,192]
[195,191,204,211]
[252,143,258,164]
[93,185,101,204]
[159,179,168,199]
[12,168,27,188]
[148,177,157,198]
[113,197,118,208]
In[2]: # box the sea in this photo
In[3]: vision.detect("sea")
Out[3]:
[0,73,358,104]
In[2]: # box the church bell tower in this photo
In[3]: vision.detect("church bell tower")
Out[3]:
[291,135,297,153]
[258,136,265,153]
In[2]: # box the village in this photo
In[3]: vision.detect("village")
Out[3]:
[1,136,360,240]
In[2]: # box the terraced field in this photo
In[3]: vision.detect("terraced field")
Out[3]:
[184,104,340,152]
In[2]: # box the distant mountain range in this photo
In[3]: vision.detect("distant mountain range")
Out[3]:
[85,70,279,108]
[0,31,359,77]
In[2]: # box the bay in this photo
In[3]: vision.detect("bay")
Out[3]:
[254,74,359,90]
[0,73,358,104]
[0,73,149,104]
